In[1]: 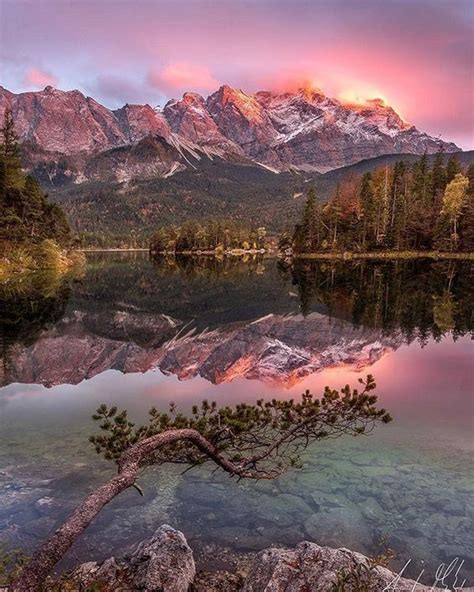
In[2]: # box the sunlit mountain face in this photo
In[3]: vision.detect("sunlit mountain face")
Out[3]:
[1,254,471,389]
[0,83,459,185]
[2,0,473,149]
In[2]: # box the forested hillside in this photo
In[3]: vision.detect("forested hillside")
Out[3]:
[53,150,474,245]
[289,151,474,253]
[0,108,79,273]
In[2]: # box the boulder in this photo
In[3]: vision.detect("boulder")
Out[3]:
[35,528,473,592]
[242,541,444,592]
[127,524,195,591]
[64,525,195,592]
[64,557,122,588]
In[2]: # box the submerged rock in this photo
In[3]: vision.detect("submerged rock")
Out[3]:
[33,496,63,516]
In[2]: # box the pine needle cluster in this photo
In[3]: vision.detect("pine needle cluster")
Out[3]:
[89,375,392,477]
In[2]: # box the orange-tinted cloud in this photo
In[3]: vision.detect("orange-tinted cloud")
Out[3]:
[23,68,57,88]
[148,63,219,95]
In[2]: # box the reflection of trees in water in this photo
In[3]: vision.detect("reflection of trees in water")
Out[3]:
[24,254,472,345]
[1,257,471,386]
[0,273,71,385]
[286,259,473,343]
[154,253,267,278]
[74,253,293,331]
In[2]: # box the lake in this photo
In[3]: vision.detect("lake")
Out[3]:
[0,253,473,583]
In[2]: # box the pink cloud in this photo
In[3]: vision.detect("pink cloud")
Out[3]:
[23,68,57,88]
[148,63,219,95]
[2,1,472,148]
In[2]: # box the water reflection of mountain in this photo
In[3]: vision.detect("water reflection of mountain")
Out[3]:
[2,310,403,387]
[0,255,472,387]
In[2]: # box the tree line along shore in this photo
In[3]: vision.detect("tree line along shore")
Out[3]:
[148,151,473,258]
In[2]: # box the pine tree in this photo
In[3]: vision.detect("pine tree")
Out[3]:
[0,107,23,188]
[324,184,342,247]
[412,151,430,205]
[409,152,434,249]
[387,161,407,249]
[430,147,446,204]
[0,109,72,249]
[0,157,6,202]
[425,149,448,249]
[371,167,390,246]
[458,163,474,251]
[359,172,375,248]
[445,155,461,184]
[296,188,320,253]
[326,174,360,249]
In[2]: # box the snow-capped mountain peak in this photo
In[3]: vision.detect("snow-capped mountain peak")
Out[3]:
[0,83,460,180]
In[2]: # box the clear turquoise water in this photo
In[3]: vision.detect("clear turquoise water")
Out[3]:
[0,254,472,584]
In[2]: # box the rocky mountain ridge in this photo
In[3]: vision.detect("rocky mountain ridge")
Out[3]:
[0,83,460,183]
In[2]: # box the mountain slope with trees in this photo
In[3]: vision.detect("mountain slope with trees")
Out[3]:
[0,108,82,274]
[57,150,473,245]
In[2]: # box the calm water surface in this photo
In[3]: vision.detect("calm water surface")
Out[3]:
[0,253,472,583]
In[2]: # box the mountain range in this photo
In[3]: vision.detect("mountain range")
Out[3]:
[0,83,460,176]
[0,83,468,233]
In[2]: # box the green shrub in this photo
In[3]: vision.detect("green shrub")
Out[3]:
[31,239,63,269]
[0,546,29,587]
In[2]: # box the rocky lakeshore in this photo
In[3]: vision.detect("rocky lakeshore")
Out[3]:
[1,427,472,588]
[17,525,466,592]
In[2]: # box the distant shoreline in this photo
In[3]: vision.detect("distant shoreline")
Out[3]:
[80,248,474,260]
[82,248,269,255]
[80,248,149,252]
[295,251,474,260]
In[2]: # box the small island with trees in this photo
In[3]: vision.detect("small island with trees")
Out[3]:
[149,220,269,256]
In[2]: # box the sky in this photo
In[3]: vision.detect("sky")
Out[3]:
[1,0,473,148]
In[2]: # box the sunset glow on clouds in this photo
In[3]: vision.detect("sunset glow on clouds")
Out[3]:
[148,63,220,94]
[23,68,57,89]
[1,0,473,147]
